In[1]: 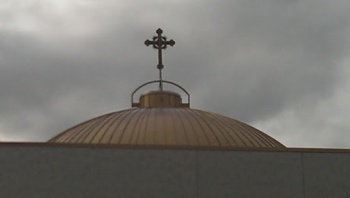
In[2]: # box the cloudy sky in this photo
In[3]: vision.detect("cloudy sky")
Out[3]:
[1,0,350,148]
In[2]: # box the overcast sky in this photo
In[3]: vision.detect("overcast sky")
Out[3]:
[1,1,350,148]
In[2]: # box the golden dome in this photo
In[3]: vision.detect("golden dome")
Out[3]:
[48,107,285,148]
[48,29,285,149]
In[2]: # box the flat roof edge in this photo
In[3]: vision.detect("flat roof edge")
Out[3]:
[0,142,350,153]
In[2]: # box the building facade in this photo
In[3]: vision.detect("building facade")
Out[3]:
[1,143,350,197]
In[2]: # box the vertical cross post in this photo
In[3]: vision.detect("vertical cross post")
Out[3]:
[145,28,175,91]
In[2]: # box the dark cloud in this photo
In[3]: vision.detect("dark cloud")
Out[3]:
[0,1,350,147]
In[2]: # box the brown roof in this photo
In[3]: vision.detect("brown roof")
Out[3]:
[48,108,285,148]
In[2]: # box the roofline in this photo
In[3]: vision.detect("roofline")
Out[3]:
[1,142,350,153]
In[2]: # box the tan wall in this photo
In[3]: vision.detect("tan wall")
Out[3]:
[0,144,349,198]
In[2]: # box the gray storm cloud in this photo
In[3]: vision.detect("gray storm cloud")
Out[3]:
[0,1,350,148]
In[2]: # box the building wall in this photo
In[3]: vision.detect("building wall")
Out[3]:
[0,144,349,198]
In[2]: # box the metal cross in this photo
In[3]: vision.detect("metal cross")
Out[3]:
[145,28,175,91]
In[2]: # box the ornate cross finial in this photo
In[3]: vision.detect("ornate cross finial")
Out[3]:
[145,28,175,91]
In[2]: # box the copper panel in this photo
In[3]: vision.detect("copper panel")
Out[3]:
[48,108,285,149]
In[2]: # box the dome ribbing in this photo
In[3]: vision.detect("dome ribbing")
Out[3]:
[48,108,285,148]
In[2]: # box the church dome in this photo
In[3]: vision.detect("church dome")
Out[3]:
[48,28,285,149]
[48,107,285,148]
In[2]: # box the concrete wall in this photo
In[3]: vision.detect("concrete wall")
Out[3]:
[0,144,349,198]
